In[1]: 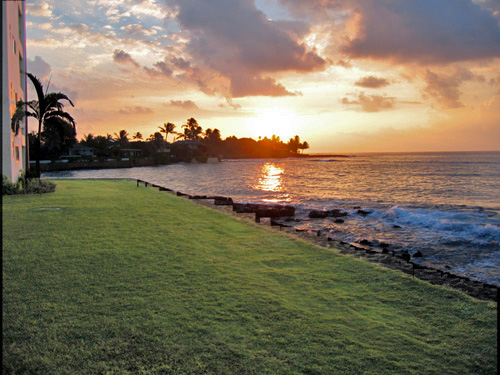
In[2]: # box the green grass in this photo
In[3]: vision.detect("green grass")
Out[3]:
[2,179,497,374]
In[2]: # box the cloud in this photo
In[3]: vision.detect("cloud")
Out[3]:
[170,0,326,97]
[230,75,297,97]
[422,68,483,108]
[118,106,154,115]
[113,49,140,68]
[355,76,390,88]
[26,2,54,18]
[121,24,157,38]
[342,92,396,112]
[27,56,52,80]
[168,100,199,109]
[340,0,500,65]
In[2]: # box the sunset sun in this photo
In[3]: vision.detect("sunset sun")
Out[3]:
[247,108,299,141]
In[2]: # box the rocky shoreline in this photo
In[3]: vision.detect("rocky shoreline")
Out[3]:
[137,179,498,302]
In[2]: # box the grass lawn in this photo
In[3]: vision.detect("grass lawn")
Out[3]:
[2,179,497,374]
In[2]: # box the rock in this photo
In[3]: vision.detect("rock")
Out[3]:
[234,203,295,217]
[357,209,372,216]
[255,206,295,218]
[159,187,172,192]
[308,210,329,218]
[176,191,188,197]
[379,242,390,248]
[393,225,402,229]
[334,219,344,223]
[359,239,373,246]
[399,253,411,262]
[329,209,348,218]
[413,250,423,258]
[308,209,348,219]
[214,197,233,205]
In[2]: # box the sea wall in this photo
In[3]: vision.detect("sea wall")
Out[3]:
[37,158,158,171]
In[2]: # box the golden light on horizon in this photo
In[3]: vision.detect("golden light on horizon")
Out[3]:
[246,108,299,141]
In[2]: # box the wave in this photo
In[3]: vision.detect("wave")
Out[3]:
[382,206,500,246]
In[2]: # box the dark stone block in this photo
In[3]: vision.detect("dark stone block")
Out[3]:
[357,209,372,216]
[308,210,329,218]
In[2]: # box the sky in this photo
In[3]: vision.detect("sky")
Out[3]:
[25,0,500,153]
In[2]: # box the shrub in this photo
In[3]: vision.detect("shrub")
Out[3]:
[2,173,56,195]
[22,178,56,194]
[2,175,19,195]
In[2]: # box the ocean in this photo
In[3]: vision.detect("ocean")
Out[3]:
[43,151,500,286]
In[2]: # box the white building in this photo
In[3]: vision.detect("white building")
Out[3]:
[2,0,27,183]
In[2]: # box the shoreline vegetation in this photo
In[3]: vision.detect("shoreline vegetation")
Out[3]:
[3,179,497,374]
[28,116,315,172]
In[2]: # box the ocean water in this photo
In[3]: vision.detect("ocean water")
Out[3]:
[44,152,500,286]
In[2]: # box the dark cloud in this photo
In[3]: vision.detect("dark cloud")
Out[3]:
[118,105,153,114]
[335,59,352,68]
[27,56,52,80]
[168,100,199,109]
[112,49,140,68]
[423,68,483,108]
[340,0,500,65]
[231,75,296,97]
[153,61,173,76]
[171,57,191,70]
[169,0,326,97]
[355,76,390,88]
[342,92,396,112]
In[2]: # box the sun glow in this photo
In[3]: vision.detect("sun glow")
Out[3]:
[246,108,299,141]
[255,163,284,193]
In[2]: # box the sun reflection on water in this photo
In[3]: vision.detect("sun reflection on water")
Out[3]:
[256,163,284,193]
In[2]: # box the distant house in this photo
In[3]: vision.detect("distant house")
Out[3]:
[172,140,205,151]
[120,148,143,157]
[62,144,96,158]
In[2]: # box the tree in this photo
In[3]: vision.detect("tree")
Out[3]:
[177,117,203,141]
[11,73,75,177]
[42,117,77,159]
[158,122,177,143]
[147,132,165,151]
[299,141,309,154]
[114,130,129,148]
[82,133,95,146]
[287,135,301,155]
[204,128,223,156]
[132,132,143,141]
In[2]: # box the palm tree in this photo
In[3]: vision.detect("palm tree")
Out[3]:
[178,117,203,141]
[132,132,143,141]
[114,130,129,148]
[11,73,75,177]
[158,122,177,143]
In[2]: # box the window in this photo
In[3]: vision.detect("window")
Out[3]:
[15,146,20,162]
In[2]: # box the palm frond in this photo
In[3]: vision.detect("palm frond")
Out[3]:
[10,101,27,135]
[26,73,45,104]
[45,92,75,107]
[45,110,76,128]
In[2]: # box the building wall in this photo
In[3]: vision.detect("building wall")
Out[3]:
[2,0,27,183]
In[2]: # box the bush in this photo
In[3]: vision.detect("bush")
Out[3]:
[2,173,56,195]
[2,175,19,195]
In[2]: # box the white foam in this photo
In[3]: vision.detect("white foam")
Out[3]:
[382,206,500,245]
